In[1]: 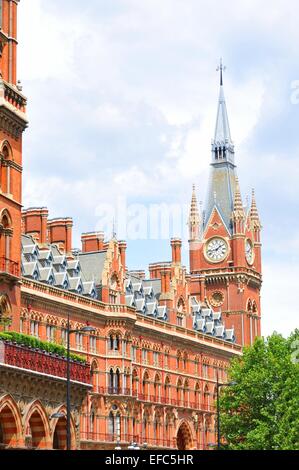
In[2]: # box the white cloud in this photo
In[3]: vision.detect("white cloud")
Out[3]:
[18,0,299,336]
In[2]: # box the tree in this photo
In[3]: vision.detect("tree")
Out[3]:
[220,330,299,450]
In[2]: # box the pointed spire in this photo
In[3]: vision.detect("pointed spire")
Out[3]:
[212,59,234,166]
[232,177,245,227]
[189,185,201,241]
[214,63,232,146]
[250,189,261,229]
[233,178,244,213]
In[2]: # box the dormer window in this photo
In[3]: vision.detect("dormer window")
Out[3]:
[177,299,185,327]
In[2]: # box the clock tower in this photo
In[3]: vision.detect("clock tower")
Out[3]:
[189,61,262,346]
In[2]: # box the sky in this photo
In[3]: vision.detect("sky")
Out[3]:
[17,0,299,337]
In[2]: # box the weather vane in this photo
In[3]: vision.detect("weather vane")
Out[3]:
[216,58,226,86]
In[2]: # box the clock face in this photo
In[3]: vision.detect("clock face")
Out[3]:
[246,239,254,265]
[206,238,228,262]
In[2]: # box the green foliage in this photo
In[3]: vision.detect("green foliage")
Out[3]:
[220,330,299,450]
[0,331,86,364]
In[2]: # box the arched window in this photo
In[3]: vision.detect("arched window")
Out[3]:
[108,409,121,442]
[132,369,138,396]
[203,385,210,411]
[164,376,171,402]
[183,379,189,406]
[115,369,120,393]
[0,210,12,264]
[177,351,182,369]
[194,383,200,408]
[108,412,114,437]
[177,379,183,404]
[0,144,13,195]
[89,410,95,435]
[142,371,150,399]
[177,299,185,327]
[154,374,161,402]
[109,274,119,304]
[109,369,114,392]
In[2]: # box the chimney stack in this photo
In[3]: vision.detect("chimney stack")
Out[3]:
[171,238,182,264]
[47,218,73,254]
[81,232,105,253]
[22,207,49,244]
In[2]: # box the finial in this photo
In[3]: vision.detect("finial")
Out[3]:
[214,191,217,204]
[217,58,226,86]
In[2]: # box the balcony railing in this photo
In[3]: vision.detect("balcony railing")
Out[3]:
[0,341,91,385]
[80,432,174,448]
[95,386,215,411]
[0,257,20,277]
[100,387,132,396]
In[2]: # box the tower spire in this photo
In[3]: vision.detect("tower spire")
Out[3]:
[204,60,237,233]
[213,59,233,153]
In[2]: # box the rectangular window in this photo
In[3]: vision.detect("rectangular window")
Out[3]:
[90,336,97,353]
[61,328,68,346]
[76,332,84,351]
[153,351,160,367]
[142,349,148,364]
[165,353,169,369]
[131,346,137,362]
[203,364,209,378]
[30,320,39,338]
[46,325,56,343]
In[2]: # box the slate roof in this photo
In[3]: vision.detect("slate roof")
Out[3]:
[21,234,98,299]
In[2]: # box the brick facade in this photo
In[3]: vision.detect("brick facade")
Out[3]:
[0,1,261,450]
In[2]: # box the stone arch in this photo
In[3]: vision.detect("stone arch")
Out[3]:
[51,406,76,450]
[1,140,13,160]
[0,395,23,448]
[25,401,51,449]
[0,294,12,320]
[176,420,195,450]
[0,209,12,229]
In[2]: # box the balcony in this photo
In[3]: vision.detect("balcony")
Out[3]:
[95,387,215,412]
[81,432,175,448]
[0,256,20,280]
[0,340,91,386]
[99,387,132,396]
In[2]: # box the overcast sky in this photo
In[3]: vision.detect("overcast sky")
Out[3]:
[18,0,299,337]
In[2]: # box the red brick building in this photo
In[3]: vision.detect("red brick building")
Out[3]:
[0,1,261,450]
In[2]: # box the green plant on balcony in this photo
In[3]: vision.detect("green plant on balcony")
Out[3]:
[0,331,86,364]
